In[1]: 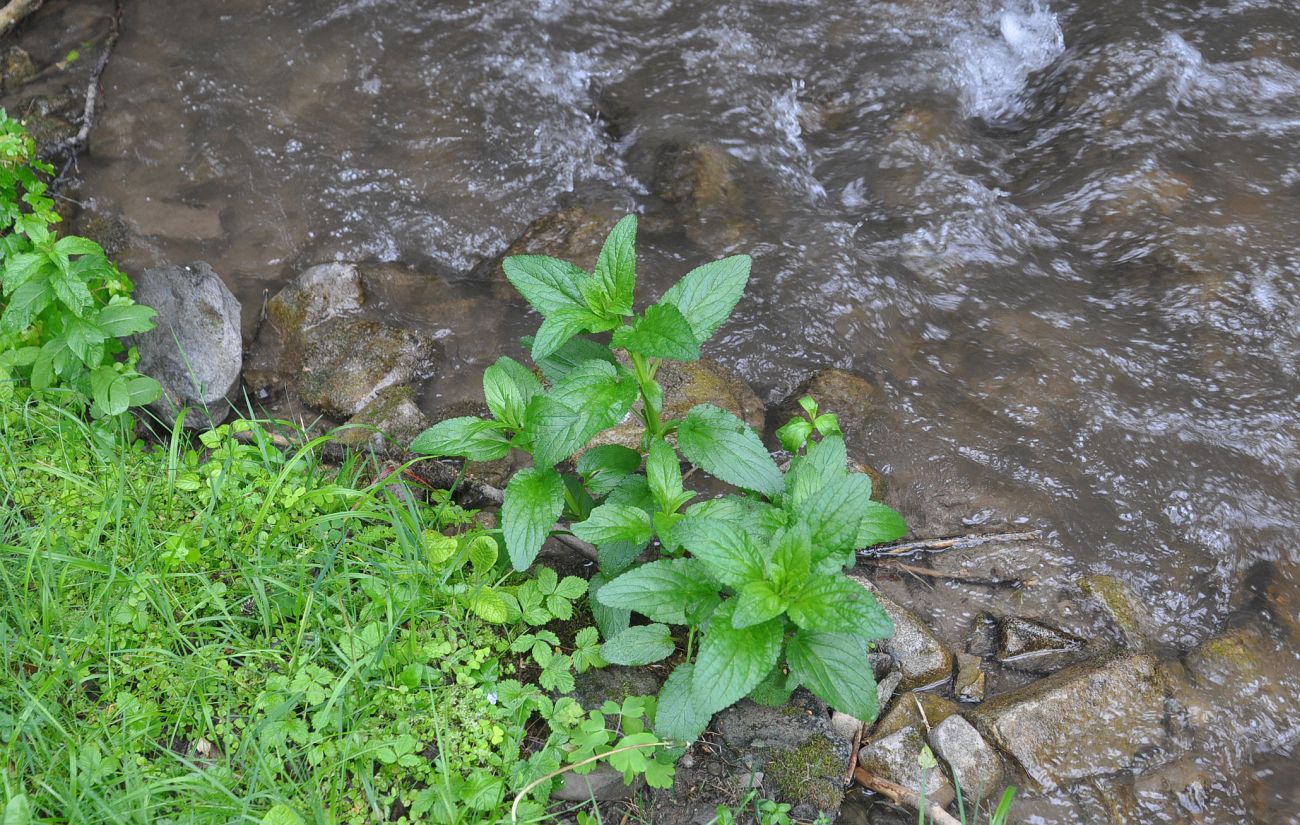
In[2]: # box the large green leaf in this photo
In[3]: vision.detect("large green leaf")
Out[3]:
[1,278,54,331]
[611,302,700,361]
[660,255,751,344]
[671,518,766,590]
[855,501,909,549]
[677,404,782,497]
[525,360,638,468]
[529,336,617,384]
[601,623,675,666]
[802,473,874,559]
[570,502,653,546]
[483,356,542,429]
[531,305,607,362]
[787,575,893,639]
[595,558,719,625]
[731,581,787,629]
[94,303,157,337]
[593,214,636,317]
[577,444,642,496]
[646,437,688,513]
[691,600,783,714]
[786,631,880,721]
[409,416,511,462]
[588,572,631,639]
[501,467,565,570]
[654,663,712,743]
[501,254,588,316]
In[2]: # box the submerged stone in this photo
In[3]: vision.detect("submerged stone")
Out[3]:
[929,715,1005,803]
[954,652,987,703]
[297,317,437,418]
[132,262,242,428]
[334,385,430,451]
[996,616,1088,673]
[266,262,364,345]
[966,652,1172,788]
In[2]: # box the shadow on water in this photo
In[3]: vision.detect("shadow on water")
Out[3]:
[11,0,1296,819]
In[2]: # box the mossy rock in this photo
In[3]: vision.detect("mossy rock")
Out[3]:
[765,734,848,816]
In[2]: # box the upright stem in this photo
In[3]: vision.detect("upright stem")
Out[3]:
[629,351,663,440]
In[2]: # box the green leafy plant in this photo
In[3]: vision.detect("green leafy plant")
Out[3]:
[0,109,160,414]
[412,215,908,743]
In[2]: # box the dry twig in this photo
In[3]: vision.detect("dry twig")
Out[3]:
[42,0,122,165]
[866,560,1034,589]
[860,528,1040,559]
[0,0,43,39]
[853,766,963,825]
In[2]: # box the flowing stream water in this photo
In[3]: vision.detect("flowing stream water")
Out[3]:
[42,0,1300,820]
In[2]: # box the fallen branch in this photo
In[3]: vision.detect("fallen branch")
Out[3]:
[853,767,962,825]
[859,528,1041,559]
[867,560,1033,589]
[41,0,121,164]
[0,0,43,39]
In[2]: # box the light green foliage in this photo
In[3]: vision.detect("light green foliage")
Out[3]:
[0,110,161,414]
[411,215,909,746]
[0,398,623,823]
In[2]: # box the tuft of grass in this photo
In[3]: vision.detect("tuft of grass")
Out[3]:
[0,395,567,823]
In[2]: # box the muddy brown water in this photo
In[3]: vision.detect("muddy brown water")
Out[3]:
[12,0,1300,820]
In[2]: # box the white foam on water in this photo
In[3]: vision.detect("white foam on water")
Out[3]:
[949,1,1064,120]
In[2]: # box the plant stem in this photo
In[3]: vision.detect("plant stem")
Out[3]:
[629,351,664,440]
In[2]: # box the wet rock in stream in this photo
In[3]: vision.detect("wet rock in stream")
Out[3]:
[480,203,627,302]
[966,652,1173,789]
[296,317,437,419]
[132,262,242,428]
[333,385,430,452]
[996,616,1090,674]
[258,262,439,421]
[928,715,1006,804]
[649,139,751,249]
[858,724,956,808]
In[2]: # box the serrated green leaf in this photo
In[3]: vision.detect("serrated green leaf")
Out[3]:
[572,502,652,545]
[646,436,687,514]
[786,631,879,721]
[803,473,874,559]
[532,305,610,361]
[483,356,542,429]
[1,278,54,331]
[53,235,104,257]
[596,558,719,625]
[502,254,588,316]
[594,214,636,316]
[691,600,782,715]
[855,501,908,548]
[466,535,499,575]
[601,623,676,666]
[776,417,814,453]
[530,336,617,384]
[589,572,631,639]
[770,523,812,594]
[747,664,795,707]
[410,416,510,461]
[526,361,638,467]
[611,302,700,361]
[671,518,766,590]
[732,581,787,628]
[660,255,751,344]
[788,575,893,639]
[653,663,712,743]
[2,251,45,295]
[502,467,565,570]
[577,444,642,496]
[677,404,782,497]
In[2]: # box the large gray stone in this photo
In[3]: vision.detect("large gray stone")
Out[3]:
[132,262,242,428]
[966,653,1172,788]
[929,715,1004,803]
[266,262,363,346]
[850,575,953,690]
[858,724,955,807]
[290,317,435,419]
